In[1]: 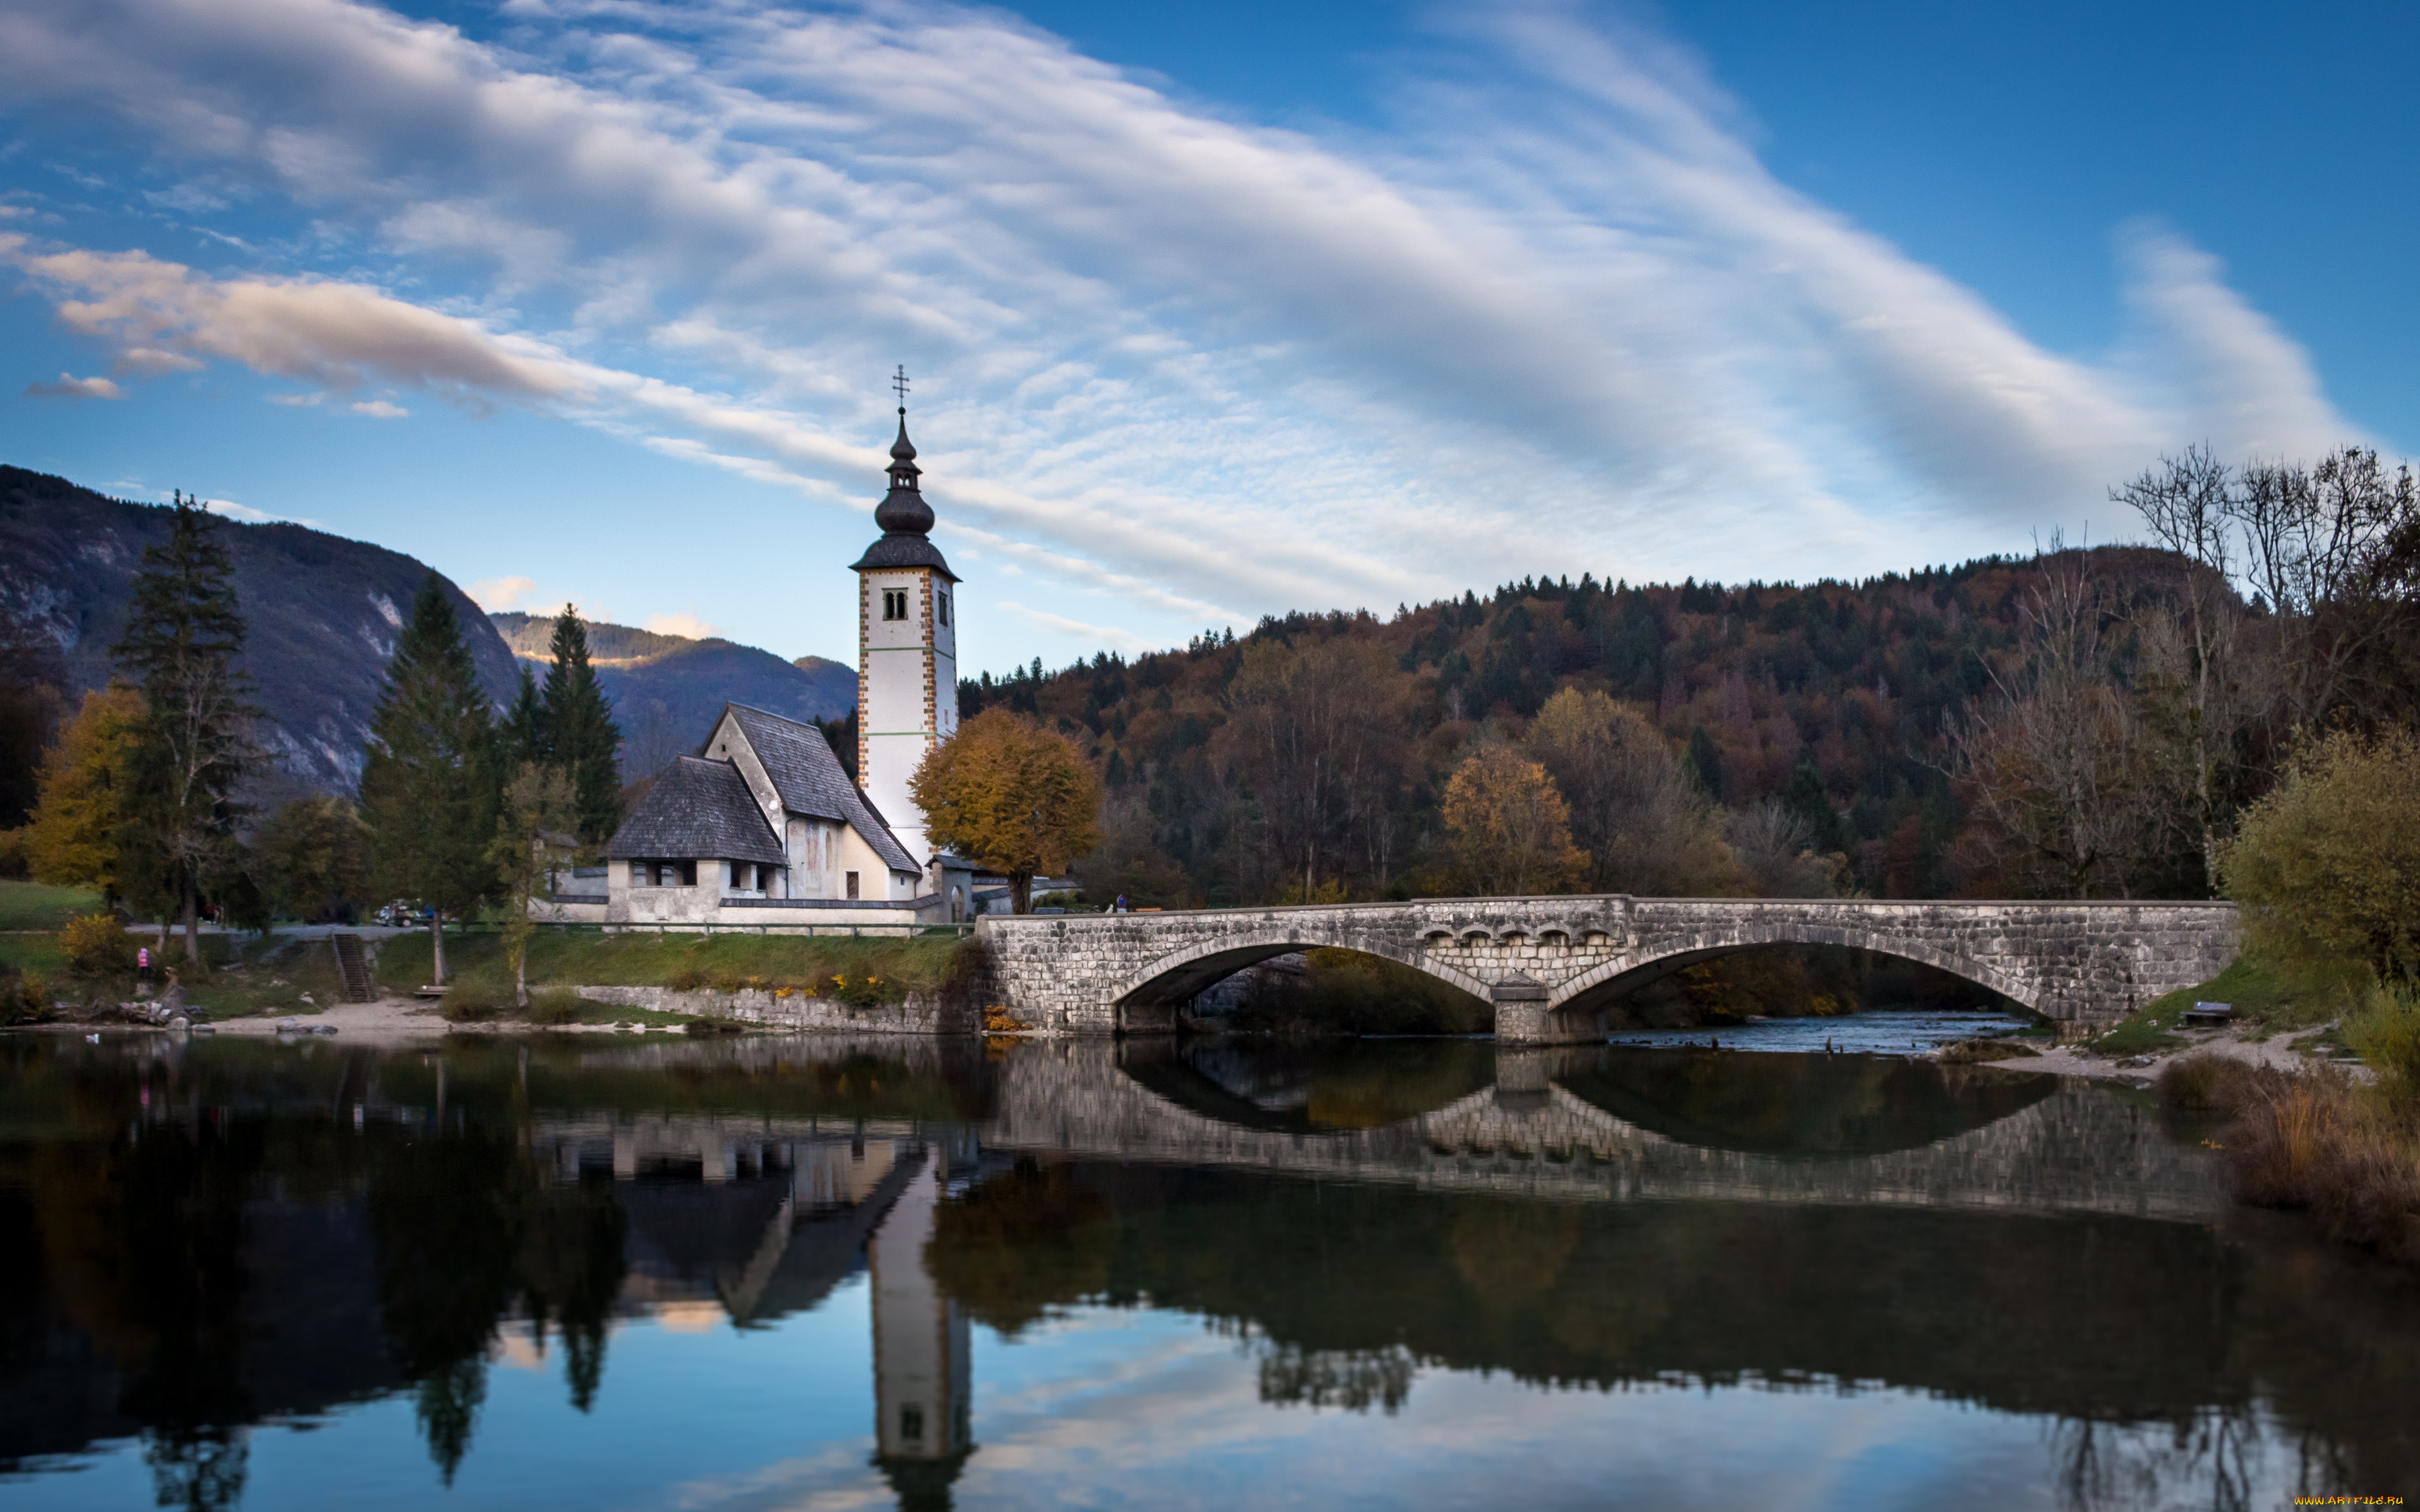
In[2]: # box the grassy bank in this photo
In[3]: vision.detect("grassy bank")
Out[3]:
[375,928,967,1005]
[0,881,104,932]
[2156,981,2420,1268]
[2092,952,2366,1057]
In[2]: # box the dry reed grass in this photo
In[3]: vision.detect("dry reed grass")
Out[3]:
[2160,1053,2420,1266]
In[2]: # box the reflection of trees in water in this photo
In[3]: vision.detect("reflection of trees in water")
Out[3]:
[28,1121,262,1510]
[1556,1050,2056,1157]
[2050,1410,2269,1512]
[923,1160,2420,1493]
[923,1159,1111,1336]
[366,1130,629,1480]
[1448,1201,1580,1305]
[143,1428,246,1512]
[1255,1341,1416,1415]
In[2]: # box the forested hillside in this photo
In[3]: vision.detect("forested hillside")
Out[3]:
[960,546,2219,906]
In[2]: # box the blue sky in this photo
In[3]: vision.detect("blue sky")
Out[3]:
[3,0,2412,675]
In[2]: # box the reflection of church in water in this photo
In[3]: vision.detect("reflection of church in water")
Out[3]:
[596,1124,976,1507]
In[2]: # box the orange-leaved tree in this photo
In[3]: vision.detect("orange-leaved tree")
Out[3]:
[26,685,144,902]
[1440,746,1585,896]
[911,709,1102,913]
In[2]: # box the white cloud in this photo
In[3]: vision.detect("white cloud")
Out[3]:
[349,397,406,417]
[997,601,1155,655]
[643,610,716,640]
[24,370,120,398]
[466,574,539,612]
[266,390,321,406]
[200,494,322,526]
[0,0,2381,645]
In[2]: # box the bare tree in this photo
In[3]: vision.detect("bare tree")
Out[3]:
[2234,446,2420,731]
[1223,636,1400,899]
[2112,446,2251,886]
[1949,550,2165,898]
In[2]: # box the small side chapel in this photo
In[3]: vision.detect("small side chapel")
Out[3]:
[588,394,981,927]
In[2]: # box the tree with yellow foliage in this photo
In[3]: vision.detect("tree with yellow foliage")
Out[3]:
[1440,746,1586,895]
[25,685,143,901]
[911,709,1100,913]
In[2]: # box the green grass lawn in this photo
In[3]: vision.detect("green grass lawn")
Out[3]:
[0,880,104,932]
[2091,953,2366,1056]
[376,928,966,1001]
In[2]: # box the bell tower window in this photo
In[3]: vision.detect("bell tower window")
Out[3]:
[882,588,908,622]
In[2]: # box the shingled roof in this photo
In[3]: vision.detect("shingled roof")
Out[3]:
[606,756,786,864]
[715,704,923,875]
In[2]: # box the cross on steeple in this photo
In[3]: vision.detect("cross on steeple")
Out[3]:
[892,365,910,412]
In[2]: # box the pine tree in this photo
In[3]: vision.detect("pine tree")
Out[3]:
[360,575,497,982]
[539,606,621,847]
[110,495,259,960]
[498,664,545,773]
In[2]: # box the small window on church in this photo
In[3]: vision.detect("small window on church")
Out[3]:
[937,591,950,627]
[845,870,860,900]
[882,589,908,622]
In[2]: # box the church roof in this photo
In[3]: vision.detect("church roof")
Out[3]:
[607,756,786,864]
[849,533,957,578]
[716,704,923,874]
[850,410,957,581]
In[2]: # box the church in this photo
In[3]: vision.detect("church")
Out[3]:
[568,401,984,927]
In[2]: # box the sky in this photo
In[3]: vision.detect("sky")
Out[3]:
[3,0,2413,676]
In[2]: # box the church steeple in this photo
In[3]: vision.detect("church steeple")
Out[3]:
[850,367,961,895]
[874,409,934,537]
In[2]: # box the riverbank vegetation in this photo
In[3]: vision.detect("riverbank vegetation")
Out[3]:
[2149,724,2420,1266]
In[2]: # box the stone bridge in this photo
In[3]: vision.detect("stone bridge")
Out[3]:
[977,895,2239,1041]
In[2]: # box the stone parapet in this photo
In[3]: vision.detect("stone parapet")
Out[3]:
[977,896,2241,1038]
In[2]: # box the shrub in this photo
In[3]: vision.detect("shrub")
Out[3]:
[0,827,28,879]
[2221,727,2420,976]
[525,987,586,1026]
[2344,979,2420,1098]
[819,970,900,1008]
[440,978,503,1022]
[58,912,137,976]
[1,967,50,1024]
[2154,1051,2244,1112]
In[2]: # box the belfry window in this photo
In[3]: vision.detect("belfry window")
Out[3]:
[937,591,950,627]
[882,588,908,622]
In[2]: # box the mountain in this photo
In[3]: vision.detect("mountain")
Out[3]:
[488,612,855,776]
[0,465,519,797]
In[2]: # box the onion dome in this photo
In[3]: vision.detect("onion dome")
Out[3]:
[850,403,957,580]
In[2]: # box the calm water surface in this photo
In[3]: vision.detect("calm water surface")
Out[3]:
[2,1021,2416,1510]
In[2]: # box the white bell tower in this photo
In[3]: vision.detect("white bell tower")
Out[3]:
[849,373,958,887]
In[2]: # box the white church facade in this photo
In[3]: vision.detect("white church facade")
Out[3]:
[553,402,987,929]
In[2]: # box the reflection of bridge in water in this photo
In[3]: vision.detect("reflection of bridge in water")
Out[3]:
[534,1039,2224,1227]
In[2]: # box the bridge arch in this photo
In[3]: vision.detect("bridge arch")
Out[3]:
[1548,920,2042,1019]
[1109,930,1496,1022]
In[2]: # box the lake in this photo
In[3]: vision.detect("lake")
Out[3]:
[2,1022,2415,1509]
